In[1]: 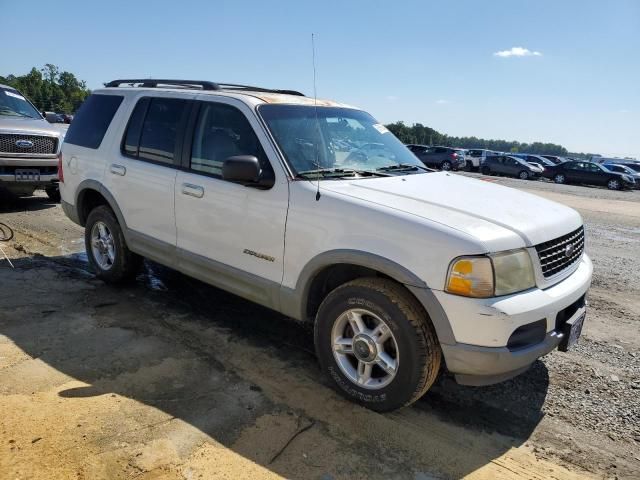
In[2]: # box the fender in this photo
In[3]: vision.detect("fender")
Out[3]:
[74,179,130,242]
[280,249,456,345]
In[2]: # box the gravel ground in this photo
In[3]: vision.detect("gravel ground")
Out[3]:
[1,178,639,479]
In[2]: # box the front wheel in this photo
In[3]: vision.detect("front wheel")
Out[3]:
[315,278,441,412]
[607,178,621,190]
[518,170,530,180]
[554,173,566,184]
[85,205,142,283]
[481,165,492,175]
[441,161,452,171]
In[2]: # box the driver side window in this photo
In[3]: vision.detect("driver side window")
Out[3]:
[190,102,272,179]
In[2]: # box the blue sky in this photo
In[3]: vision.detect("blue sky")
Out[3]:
[2,0,638,158]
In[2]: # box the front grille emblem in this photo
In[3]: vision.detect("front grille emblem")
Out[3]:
[15,139,34,148]
[564,243,575,258]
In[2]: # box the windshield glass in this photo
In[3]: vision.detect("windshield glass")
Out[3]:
[258,105,426,176]
[0,87,42,119]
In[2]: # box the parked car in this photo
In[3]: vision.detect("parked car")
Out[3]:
[512,154,557,179]
[464,149,500,171]
[541,155,568,165]
[406,144,464,171]
[552,161,636,190]
[60,78,592,412]
[602,164,640,188]
[480,155,543,180]
[0,84,62,200]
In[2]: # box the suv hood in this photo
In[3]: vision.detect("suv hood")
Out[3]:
[0,116,63,137]
[321,172,582,251]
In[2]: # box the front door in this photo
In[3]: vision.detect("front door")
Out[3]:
[174,98,289,306]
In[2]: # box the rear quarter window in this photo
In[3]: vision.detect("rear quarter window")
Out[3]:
[64,94,124,149]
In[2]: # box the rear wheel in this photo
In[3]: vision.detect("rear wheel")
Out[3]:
[464,161,473,172]
[607,178,621,190]
[554,173,566,184]
[441,161,452,171]
[518,170,530,180]
[481,165,492,175]
[85,205,142,283]
[315,278,441,412]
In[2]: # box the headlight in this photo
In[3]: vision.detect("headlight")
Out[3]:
[446,249,535,298]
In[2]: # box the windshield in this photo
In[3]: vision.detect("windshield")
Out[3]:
[0,87,42,119]
[258,105,426,176]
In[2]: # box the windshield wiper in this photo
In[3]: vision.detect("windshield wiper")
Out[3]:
[377,163,430,172]
[296,168,390,179]
[0,109,32,118]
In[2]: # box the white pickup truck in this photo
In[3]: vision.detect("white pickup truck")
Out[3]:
[60,79,592,411]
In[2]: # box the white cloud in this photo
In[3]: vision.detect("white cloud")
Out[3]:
[435,99,449,104]
[494,47,542,58]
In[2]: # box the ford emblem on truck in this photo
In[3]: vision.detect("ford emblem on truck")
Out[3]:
[15,139,34,148]
[565,243,575,258]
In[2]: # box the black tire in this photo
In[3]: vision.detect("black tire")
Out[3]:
[554,173,566,184]
[45,186,61,202]
[481,165,491,175]
[518,170,529,180]
[441,160,452,171]
[314,278,441,412]
[607,178,621,190]
[85,205,142,283]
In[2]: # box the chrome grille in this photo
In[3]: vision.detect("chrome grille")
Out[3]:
[0,134,57,154]
[535,226,585,278]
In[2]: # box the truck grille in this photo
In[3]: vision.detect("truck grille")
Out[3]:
[535,226,585,278]
[0,134,58,155]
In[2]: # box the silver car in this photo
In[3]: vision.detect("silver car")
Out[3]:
[0,84,64,200]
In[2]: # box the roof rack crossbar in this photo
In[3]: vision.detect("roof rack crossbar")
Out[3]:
[105,79,221,90]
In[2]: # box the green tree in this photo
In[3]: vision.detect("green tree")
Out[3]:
[1,64,90,113]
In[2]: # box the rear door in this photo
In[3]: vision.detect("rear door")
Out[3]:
[174,97,289,298]
[103,94,192,255]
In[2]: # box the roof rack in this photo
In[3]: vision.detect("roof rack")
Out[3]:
[104,79,305,96]
[105,79,221,90]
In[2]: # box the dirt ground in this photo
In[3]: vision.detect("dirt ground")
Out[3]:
[1,175,639,479]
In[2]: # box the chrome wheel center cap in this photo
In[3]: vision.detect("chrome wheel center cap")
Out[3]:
[352,334,377,362]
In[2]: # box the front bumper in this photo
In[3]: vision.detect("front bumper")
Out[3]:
[435,255,592,385]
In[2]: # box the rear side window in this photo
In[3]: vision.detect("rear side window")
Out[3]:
[122,97,189,165]
[65,94,123,149]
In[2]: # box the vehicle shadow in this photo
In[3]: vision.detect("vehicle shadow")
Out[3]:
[0,192,58,213]
[0,253,550,479]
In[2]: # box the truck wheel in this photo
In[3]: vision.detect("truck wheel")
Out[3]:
[45,186,61,202]
[315,278,441,412]
[85,205,142,283]
[481,165,491,175]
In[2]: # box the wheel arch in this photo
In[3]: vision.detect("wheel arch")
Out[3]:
[75,180,128,236]
[283,250,456,345]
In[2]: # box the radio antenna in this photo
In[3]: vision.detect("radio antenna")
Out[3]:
[312,33,321,201]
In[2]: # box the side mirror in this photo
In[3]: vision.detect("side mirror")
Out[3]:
[222,155,274,189]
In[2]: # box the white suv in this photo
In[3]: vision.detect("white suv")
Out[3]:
[60,79,592,411]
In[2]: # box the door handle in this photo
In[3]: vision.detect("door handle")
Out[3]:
[181,183,204,198]
[110,164,126,176]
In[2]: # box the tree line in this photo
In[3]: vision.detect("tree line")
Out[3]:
[1,66,595,157]
[0,64,90,114]
[385,121,572,156]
